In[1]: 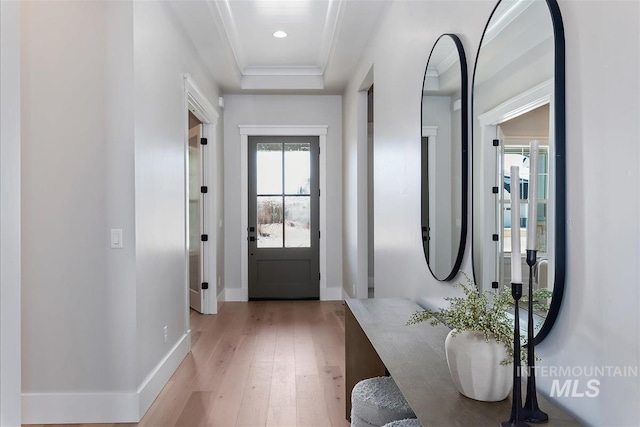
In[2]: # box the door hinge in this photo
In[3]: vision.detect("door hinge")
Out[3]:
[201,282,209,290]
[200,137,208,145]
[492,139,500,147]
[201,234,209,242]
[491,281,499,289]
[201,186,208,193]
[319,272,321,281]
[492,234,499,242]
[492,186,499,194]
[319,230,321,239]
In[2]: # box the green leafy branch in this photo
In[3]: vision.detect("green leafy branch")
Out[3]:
[522,288,553,312]
[407,272,525,364]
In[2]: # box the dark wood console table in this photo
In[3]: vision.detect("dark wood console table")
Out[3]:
[345,298,581,426]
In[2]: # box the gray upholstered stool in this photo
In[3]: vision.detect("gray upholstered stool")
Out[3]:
[382,418,423,427]
[351,376,416,427]
[351,409,378,427]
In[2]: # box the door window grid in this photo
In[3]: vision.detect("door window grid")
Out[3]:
[256,142,311,248]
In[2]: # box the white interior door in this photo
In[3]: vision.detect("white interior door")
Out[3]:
[188,124,204,312]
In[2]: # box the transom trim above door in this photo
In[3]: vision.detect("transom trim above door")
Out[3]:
[238,125,329,301]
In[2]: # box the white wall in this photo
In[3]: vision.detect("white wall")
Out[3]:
[342,86,364,298]
[343,1,640,425]
[342,68,374,299]
[21,0,133,398]
[223,95,343,296]
[1,1,22,425]
[20,0,222,423]
[20,1,139,421]
[535,2,639,425]
[344,1,476,304]
[106,0,137,393]
[132,0,221,388]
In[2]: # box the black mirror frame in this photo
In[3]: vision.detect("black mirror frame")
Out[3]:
[470,0,565,344]
[421,33,469,282]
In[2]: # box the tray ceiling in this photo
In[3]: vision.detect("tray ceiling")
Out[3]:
[166,0,390,94]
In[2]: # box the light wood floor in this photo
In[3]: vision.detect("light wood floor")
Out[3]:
[26,300,349,427]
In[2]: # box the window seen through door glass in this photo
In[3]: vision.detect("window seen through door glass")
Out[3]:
[285,196,310,247]
[257,143,283,195]
[502,147,549,254]
[257,196,283,248]
[284,143,311,247]
[284,143,311,194]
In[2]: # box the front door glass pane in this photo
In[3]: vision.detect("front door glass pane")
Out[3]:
[284,143,311,194]
[285,196,310,247]
[257,143,283,195]
[257,196,283,248]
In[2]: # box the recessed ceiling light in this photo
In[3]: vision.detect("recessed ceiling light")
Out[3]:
[273,30,288,39]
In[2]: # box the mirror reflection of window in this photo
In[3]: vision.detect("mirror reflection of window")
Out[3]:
[501,146,549,255]
[495,103,550,296]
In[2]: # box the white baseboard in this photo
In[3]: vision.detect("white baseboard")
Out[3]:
[203,287,220,315]
[137,331,190,418]
[321,286,343,301]
[342,288,351,300]
[22,332,190,424]
[225,288,247,301]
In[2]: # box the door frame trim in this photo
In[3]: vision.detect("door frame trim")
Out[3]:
[1,2,21,423]
[184,74,219,316]
[239,125,328,301]
[421,126,438,271]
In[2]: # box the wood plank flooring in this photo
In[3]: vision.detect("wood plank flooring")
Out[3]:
[25,300,349,427]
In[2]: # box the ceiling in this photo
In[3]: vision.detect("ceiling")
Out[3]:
[166,0,390,95]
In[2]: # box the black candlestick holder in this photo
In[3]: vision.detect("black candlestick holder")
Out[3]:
[501,282,530,427]
[522,250,549,423]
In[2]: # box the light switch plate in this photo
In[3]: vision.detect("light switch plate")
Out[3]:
[110,229,123,249]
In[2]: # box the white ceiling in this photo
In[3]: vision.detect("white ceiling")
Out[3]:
[166,0,390,95]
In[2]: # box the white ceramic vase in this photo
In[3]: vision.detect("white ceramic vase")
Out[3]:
[444,329,513,402]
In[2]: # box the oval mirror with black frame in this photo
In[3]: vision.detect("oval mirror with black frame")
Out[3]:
[471,0,565,344]
[421,34,468,282]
